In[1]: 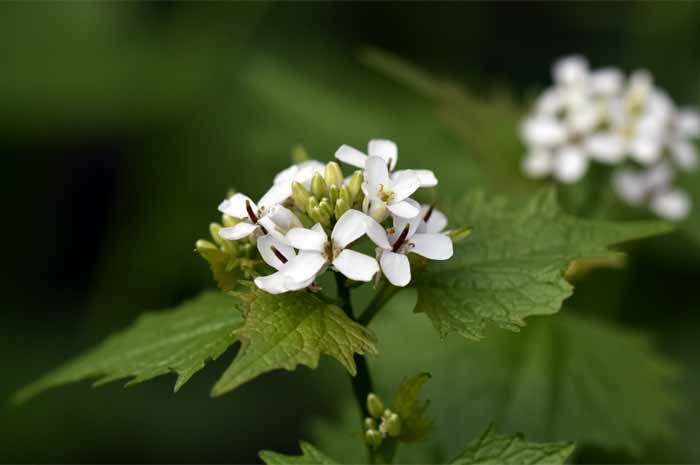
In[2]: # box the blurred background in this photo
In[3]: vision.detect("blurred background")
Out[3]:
[3,2,700,463]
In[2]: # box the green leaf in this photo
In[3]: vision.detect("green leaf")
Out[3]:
[451,425,575,465]
[414,189,673,340]
[260,441,339,465]
[211,288,378,396]
[391,372,433,442]
[14,291,243,403]
[311,294,679,459]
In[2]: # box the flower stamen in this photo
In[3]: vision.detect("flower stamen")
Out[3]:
[270,246,288,264]
[423,204,436,222]
[392,224,410,252]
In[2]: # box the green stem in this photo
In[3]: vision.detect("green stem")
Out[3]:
[358,280,399,326]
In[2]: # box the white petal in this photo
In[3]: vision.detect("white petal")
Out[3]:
[286,227,327,252]
[553,146,588,184]
[368,139,398,170]
[394,169,437,187]
[282,251,327,282]
[553,55,589,86]
[419,204,448,234]
[585,132,626,164]
[535,87,565,115]
[267,205,303,232]
[332,209,369,248]
[380,251,411,287]
[218,193,256,219]
[642,163,674,191]
[409,233,453,260]
[566,103,600,133]
[612,170,647,206]
[273,164,299,185]
[257,233,296,270]
[364,156,390,194]
[390,200,422,242]
[521,149,553,178]
[254,272,313,294]
[258,182,292,211]
[389,171,420,201]
[650,189,691,221]
[671,140,698,171]
[630,137,662,165]
[335,145,368,169]
[293,160,326,184]
[387,200,420,218]
[332,249,379,282]
[677,110,700,138]
[365,216,391,250]
[520,115,567,148]
[219,221,258,240]
[590,67,623,95]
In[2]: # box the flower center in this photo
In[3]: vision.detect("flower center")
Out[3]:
[377,184,395,203]
[324,241,341,261]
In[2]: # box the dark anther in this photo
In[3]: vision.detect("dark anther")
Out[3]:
[245,200,259,224]
[270,246,288,264]
[392,224,410,252]
[423,204,436,223]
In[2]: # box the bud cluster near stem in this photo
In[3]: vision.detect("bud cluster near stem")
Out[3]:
[363,392,402,448]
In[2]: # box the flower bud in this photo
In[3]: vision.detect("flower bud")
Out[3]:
[209,223,226,247]
[328,184,339,206]
[324,161,344,188]
[384,413,402,438]
[292,181,311,212]
[339,185,352,206]
[308,196,319,212]
[309,207,330,227]
[348,170,363,202]
[367,393,384,418]
[364,417,376,430]
[292,145,310,163]
[334,198,349,219]
[222,215,239,228]
[448,226,472,244]
[364,198,387,223]
[319,198,334,218]
[311,172,327,199]
[365,429,383,448]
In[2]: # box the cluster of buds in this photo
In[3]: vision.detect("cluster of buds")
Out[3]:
[200,139,459,294]
[521,55,700,220]
[364,393,402,448]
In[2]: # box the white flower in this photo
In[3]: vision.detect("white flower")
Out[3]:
[335,139,438,187]
[273,160,325,187]
[612,163,691,220]
[552,55,589,87]
[362,156,421,219]
[650,189,691,221]
[253,233,317,294]
[218,193,301,240]
[366,203,453,287]
[417,204,448,234]
[285,210,379,282]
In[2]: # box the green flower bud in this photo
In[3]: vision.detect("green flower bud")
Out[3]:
[365,429,383,448]
[334,198,349,219]
[348,170,363,202]
[308,196,319,212]
[209,223,226,247]
[367,393,384,418]
[292,181,311,212]
[222,215,239,228]
[328,184,339,206]
[384,413,402,438]
[196,239,219,259]
[292,145,310,163]
[364,417,376,430]
[309,207,330,227]
[319,198,334,217]
[324,161,344,188]
[339,185,352,206]
[448,226,472,243]
[311,172,327,199]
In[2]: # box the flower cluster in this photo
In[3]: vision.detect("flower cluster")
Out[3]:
[521,55,700,220]
[211,140,454,294]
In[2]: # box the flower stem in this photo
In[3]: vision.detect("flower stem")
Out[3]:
[358,280,399,326]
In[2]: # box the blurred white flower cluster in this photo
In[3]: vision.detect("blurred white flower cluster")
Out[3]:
[216,140,454,294]
[521,55,700,220]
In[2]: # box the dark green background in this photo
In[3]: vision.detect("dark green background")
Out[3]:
[3,3,700,463]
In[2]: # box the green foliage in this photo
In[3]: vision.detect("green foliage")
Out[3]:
[260,441,339,465]
[311,293,679,460]
[14,292,243,403]
[451,425,574,465]
[413,189,673,340]
[391,373,433,442]
[211,288,378,396]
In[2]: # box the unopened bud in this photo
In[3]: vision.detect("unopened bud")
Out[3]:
[348,170,363,201]
[339,185,352,206]
[364,417,376,430]
[311,172,327,199]
[384,413,402,437]
[448,226,472,244]
[222,215,239,228]
[292,181,311,212]
[209,223,225,247]
[309,207,330,226]
[319,198,333,218]
[328,184,339,206]
[365,429,383,448]
[364,198,387,223]
[334,198,349,219]
[196,239,218,259]
[367,393,384,418]
[324,161,344,188]
[308,196,319,212]
[292,145,310,163]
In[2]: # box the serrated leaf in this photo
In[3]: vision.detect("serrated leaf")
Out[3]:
[14,291,243,403]
[211,288,378,397]
[391,372,433,442]
[451,425,574,465]
[260,441,339,465]
[414,190,673,340]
